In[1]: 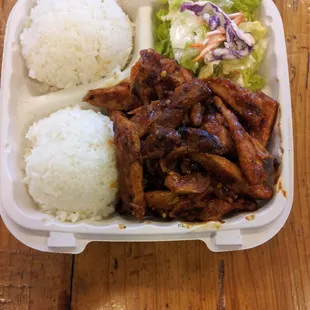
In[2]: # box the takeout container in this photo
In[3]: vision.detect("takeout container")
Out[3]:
[0,0,293,253]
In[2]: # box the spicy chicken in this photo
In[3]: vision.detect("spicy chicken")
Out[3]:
[111,111,146,219]
[85,49,279,223]
[83,80,141,111]
[214,96,272,185]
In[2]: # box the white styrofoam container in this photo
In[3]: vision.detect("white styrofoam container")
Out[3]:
[0,0,293,253]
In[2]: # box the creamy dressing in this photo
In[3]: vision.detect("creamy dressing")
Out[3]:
[170,11,204,50]
[173,49,184,62]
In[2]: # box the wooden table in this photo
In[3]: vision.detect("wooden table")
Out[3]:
[0,1,309,309]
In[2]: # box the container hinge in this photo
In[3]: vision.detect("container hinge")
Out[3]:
[214,229,243,246]
[48,232,76,248]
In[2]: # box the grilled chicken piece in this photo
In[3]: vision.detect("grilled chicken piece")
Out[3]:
[167,195,257,222]
[202,105,235,154]
[190,153,273,200]
[165,172,211,194]
[214,96,271,185]
[180,157,202,175]
[195,198,257,222]
[210,180,239,202]
[189,103,204,127]
[145,191,179,211]
[131,77,211,138]
[131,100,185,137]
[249,92,279,147]
[144,159,166,190]
[159,129,228,172]
[206,77,263,128]
[160,146,188,173]
[131,80,210,137]
[83,81,142,111]
[171,80,212,109]
[179,127,227,155]
[160,57,194,87]
[156,57,194,99]
[146,192,256,222]
[168,197,193,219]
[130,49,195,104]
[111,111,146,219]
[148,107,186,133]
[142,128,182,159]
[130,49,162,104]
[130,100,162,137]
[146,189,256,222]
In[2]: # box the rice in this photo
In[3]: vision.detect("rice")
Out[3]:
[23,106,118,222]
[20,0,133,89]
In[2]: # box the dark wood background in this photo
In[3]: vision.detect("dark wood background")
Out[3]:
[0,0,309,309]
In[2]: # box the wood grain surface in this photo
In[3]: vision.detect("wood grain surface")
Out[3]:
[0,0,309,309]
[0,221,73,310]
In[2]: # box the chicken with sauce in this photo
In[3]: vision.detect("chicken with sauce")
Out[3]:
[84,49,279,223]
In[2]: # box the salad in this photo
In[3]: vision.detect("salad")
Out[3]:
[155,0,268,91]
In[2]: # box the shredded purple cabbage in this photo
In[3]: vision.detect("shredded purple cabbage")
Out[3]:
[181,1,255,61]
[181,3,207,15]
[208,14,221,31]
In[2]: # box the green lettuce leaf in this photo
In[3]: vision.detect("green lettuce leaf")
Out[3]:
[168,0,187,11]
[199,62,221,79]
[155,9,174,58]
[219,21,268,90]
[178,47,200,72]
[195,24,209,41]
[232,0,262,13]
[242,70,266,91]
[232,0,262,20]
[165,0,261,18]
[211,0,236,13]
[239,21,267,41]
[168,0,236,13]
[199,20,268,91]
